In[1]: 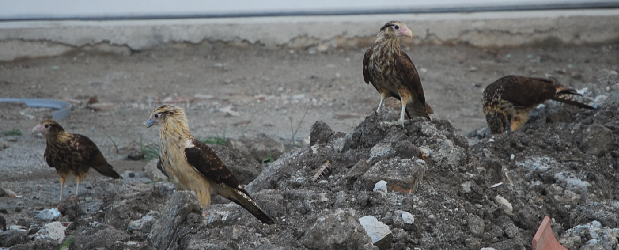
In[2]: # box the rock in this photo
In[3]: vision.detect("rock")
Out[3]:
[0,229,28,247]
[467,214,485,237]
[252,189,286,218]
[73,226,130,249]
[0,140,8,151]
[301,209,374,250]
[559,220,619,250]
[358,158,426,193]
[127,152,145,160]
[86,102,116,111]
[226,134,285,163]
[359,215,393,250]
[496,216,520,239]
[0,215,5,231]
[34,208,61,221]
[128,211,159,232]
[58,198,84,222]
[33,221,65,244]
[331,133,352,153]
[148,191,203,250]
[401,212,414,224]
[579,124,614,156]
[461,181,472,194]
[310,120,335,146]
[373,180,387,193]
[553,172,591,193]
[494,195,513,214]
[368,142,395,163]
[1,188,17,197]
[143,158,168,181]
[345,160,372,186]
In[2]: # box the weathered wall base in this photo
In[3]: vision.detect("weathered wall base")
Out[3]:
[0,10,617,61]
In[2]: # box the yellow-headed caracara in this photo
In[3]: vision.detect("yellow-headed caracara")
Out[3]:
[483,75,597,134]
[32,120,121,201]
[145,105,275,224]
[363,21,433,127]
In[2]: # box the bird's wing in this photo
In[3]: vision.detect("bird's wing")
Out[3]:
[71,134,121,178]
[43,148,59,169]
[395,52,432,116]
[497,76,557,108]
[362,48,373,84]
[69,134,104,164]
[184,139,275,224]
[184,139,242,189]
[395,53,424,100]
[157,158,169,178]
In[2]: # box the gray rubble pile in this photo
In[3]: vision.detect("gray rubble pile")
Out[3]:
[4,103,619,249]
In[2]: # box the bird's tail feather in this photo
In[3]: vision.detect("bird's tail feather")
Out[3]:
[405,101,432,119]
[230,190,275,224]
[94,164,122,179]
[424,102,434,115]
[551,94,597,110]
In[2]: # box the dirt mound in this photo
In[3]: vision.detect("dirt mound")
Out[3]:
[3,96,619,249]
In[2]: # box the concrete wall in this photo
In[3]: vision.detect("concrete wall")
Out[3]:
[0,9,618,61]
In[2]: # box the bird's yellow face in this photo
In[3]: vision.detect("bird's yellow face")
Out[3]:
[145,104,183,128]
[381,21,413,39]
[145,111,162,128]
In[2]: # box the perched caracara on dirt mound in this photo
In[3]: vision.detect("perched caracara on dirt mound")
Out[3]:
[146,105,275,224]
[483,75,597,134]
[33,120,121,202]
[363,20,433,127]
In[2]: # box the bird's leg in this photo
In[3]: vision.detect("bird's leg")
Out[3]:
[376,91,389,114]
[376,96,385,114]
[59,176,66,202]
[398,91,412,128]
[75,175,81,198]
[399,104,406,128]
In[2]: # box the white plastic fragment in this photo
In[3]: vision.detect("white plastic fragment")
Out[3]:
[34,208,61,221]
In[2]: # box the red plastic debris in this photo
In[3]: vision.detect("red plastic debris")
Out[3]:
[532,216,567,250]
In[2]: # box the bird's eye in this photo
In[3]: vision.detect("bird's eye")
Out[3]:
[154,113,160,118]
[44,124,49,128]
[394,25,399,30]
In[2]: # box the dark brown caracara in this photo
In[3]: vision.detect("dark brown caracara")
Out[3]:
[32,120,121,201]
[145,105,275,224]
[363,21,433,127]
[483,75,597,134]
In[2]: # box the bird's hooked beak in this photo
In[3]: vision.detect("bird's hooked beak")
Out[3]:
[402,29,413,38]
[145,118,156,128]
[32,124,43,134]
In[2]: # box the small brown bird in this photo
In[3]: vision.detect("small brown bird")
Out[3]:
[145,105,275,224]
[32,120,121,201]
[483,75,597,134]
[363,20,433,127]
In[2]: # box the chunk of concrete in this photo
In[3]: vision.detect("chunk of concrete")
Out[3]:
[358,158,426,193]
[359,216,393,250]
[579,124,614,156]
[34,221,66,244]
[148,191,203,250]
[301,209,375,250]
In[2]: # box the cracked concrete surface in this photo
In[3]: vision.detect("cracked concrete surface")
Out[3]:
[0,9,618,61]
